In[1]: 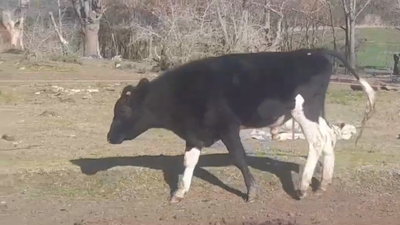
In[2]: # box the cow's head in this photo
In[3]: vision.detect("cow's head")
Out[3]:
[107,78,151,144]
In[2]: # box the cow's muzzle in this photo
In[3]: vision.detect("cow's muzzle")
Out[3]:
[107,132,124,144]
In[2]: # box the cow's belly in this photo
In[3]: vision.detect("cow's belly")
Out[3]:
[240,114,288,130]
[240,100,293,129]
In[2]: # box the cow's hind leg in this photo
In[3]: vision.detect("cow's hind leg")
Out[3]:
[291,94,329,199]
[220,125,257,202]
[170,143,201,203]
[318,118,337,193]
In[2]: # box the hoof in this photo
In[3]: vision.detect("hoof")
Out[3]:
[170,195,184,204]
[246,187,257,203]
[314,184,328,196]
[313,188,326,196]
[246,194,257,203]
[296,189,307,200]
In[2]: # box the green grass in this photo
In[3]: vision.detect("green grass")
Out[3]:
[50,54,83,65]
[326,88,364,105]
[356,28,400,69]
[295,27,400,70]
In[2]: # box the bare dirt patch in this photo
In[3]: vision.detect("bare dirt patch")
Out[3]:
[1,55,400,225]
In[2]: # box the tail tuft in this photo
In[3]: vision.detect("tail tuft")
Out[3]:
[355,78,376,145]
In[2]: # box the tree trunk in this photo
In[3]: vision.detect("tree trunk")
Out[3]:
[83,22,101,57]
[340,0,372,71]
[344,17,350,62]
[0,0,29,53]
[327,1,337,72]
[71,0,103,58]
[349,18,356,69]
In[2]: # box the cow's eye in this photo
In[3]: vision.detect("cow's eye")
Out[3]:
[120,106,133,120]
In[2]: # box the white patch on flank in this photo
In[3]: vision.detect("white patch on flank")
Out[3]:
[290,94,335,196]
[174,147,201,198]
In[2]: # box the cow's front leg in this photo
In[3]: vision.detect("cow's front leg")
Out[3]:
[221,125,257,202]
[170,143,201,203]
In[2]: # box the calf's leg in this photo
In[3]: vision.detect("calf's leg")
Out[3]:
[220,125,257,202]
[170,143,201,203]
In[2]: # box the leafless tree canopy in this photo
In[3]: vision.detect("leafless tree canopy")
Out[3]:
[72,0,102,24]
[1,0,396,70]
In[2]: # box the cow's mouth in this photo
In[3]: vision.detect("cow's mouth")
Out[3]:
[107,134,125,144]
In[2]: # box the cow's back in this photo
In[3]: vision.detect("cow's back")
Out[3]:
[148,49,333,129]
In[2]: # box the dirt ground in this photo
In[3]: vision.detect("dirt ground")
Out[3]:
[1,53,400,225]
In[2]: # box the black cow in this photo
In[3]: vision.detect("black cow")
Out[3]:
[106,48,376,203]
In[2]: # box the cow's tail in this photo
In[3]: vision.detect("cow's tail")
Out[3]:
[322,49,376,145]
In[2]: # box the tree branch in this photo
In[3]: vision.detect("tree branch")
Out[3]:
[341,0,350,14]
[216,4,231,49]
[264,0,287,51]
[355,0,372,19]
[49,11,70,51]
[71,0,104,25]
[289,7,330,27]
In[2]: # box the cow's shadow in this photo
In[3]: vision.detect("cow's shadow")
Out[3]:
[70,153,305,200]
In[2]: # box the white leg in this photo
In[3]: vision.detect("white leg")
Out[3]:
[291,94,327,199]
[319,118,336,191]
[182,147,201,192]
[298,128,323,198]
[170,147,201,203]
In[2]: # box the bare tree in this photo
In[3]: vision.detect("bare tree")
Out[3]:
[0,0,30,52]
[325,0,337,51]
[340,0,372,69]
[264,0,287,51]
[49,0,70,55]
[71,0,104,58]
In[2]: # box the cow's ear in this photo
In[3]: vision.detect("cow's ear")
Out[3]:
[121,85,135,98]
[134,78,150,101]
[136,78,149,94]
[137,78,149,87]
[394,54,399,61]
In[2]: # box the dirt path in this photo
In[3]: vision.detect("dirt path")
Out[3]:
[1,171,400,225]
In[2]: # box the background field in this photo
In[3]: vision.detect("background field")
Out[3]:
[353,28,400,69]
[289,27,400,70]
[1,38,400,225]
